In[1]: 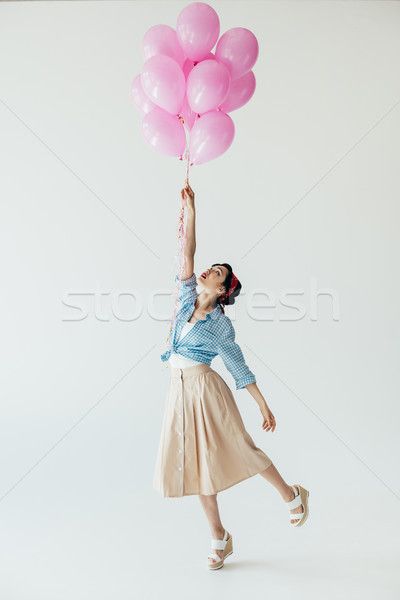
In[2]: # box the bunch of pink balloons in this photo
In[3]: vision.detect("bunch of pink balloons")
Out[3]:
[131,2,259,166]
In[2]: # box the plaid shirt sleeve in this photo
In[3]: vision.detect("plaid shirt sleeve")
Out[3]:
[217,318,256,390]
[175,272,197,306]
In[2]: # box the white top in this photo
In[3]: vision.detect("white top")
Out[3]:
[168,321,204,368]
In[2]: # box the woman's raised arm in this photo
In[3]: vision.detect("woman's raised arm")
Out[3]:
[178,183,196,280]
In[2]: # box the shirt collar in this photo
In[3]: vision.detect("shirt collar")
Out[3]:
[188,301,222,321]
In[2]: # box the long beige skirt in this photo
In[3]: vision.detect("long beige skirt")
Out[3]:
[153,363,273,497]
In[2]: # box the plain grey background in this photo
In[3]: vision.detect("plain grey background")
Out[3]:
[0,1,399,598]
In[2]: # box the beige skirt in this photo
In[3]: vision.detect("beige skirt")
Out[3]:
[153,363,273,497]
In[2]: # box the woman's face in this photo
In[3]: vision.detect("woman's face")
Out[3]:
[197,264,230,297]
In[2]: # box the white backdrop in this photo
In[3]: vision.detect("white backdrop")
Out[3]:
[0,1,399,598]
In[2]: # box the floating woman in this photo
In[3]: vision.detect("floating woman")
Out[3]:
[153,183,310,570]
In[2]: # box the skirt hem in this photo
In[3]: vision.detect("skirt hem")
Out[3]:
[154,457,273,498]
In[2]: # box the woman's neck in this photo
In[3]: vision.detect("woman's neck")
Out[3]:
[195,292,218,314]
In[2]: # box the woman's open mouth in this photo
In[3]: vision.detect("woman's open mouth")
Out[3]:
[201,272,207,279]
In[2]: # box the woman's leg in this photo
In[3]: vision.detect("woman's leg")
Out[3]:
[198,493,230,565]
[258,463,303,520]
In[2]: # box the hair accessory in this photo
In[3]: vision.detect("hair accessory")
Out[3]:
[224,272,238,300]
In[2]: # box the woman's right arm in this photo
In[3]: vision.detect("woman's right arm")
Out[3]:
[178,183,196,280]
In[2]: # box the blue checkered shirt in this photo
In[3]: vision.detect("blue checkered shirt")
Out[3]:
[160,273,256,390]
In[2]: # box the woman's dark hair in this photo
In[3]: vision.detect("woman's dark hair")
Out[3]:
[211,262,242,314]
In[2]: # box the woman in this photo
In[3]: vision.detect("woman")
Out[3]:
[153,183,310,570]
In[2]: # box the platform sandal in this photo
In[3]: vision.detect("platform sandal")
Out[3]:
[207,529,233,570]
[286,484,310,527]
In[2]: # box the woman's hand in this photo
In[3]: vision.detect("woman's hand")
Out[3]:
[181,183,195,211]
[261,405,276,432]
[244,383,275,431]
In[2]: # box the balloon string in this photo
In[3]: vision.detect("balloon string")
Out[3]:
[164,207,187,350]
[164,154,190,352]
[185,147,190,186]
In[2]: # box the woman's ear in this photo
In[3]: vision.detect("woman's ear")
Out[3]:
[217,286,225,297]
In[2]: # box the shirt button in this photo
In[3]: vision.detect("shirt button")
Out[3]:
[178,449,182,453]
[178,467,182,471]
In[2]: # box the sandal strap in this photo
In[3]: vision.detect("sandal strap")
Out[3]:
[290,512,304,520]
[211,529,228,550]
[208,552,222,561]
[211,539,227,550]
[286,494,302,510]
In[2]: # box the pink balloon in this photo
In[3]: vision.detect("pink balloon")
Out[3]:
[141,55,186,115]
[182,52,216,79]
[179,96,198,130]
[187,59,231,114]
[189,110,235,165]
[182,58,195,79]
[176,2,220,61]
[142,24,185,68]
[131,74,157,114]
[141,107,186,157]
[215,27,259,80]
[219,71,256,113]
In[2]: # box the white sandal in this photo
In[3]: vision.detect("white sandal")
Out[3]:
[286,484,310,527]
[207,529,233,570]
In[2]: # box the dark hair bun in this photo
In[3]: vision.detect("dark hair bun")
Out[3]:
[223,280,242,306]
[212,262,242,311]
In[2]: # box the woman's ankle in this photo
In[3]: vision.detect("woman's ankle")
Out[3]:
[281,484,295,502]
[211,526,225,538]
